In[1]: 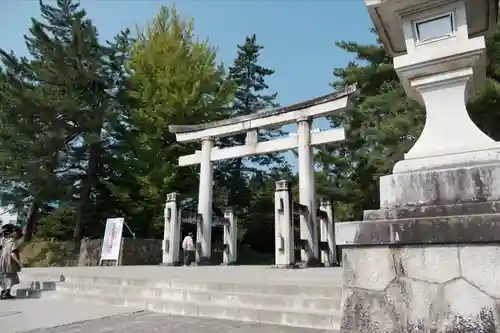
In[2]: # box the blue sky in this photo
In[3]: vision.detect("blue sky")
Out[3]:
[1,0,376,170]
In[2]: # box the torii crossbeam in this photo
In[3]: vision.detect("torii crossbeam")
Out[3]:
[169,84,357,264]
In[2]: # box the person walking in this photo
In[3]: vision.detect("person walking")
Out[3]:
[0,226,22,299]
[182,232,195,266]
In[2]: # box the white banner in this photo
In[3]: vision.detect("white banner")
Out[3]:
[100,217,124,262]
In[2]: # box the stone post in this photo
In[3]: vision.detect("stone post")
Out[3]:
[319,198,336,266]
[297,117,318,264]
[222,208,237,265]
[273,180,295,268]
[162,192,180,266]
[335,1,500,332]
[197,137,214,263]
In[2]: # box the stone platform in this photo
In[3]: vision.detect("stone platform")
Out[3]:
[335,164,500,332]
[19,265,343,331]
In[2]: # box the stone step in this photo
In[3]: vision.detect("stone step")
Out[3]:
[56,282,341,312]
[47,275,342,299]
[10,280,57,299]
[51,291,341,331]
[13,287,42,299]
[336,212,500,246]
[363,200,500,221]
[20,269,343,330]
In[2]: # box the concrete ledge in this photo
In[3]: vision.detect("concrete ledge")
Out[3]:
[297,259,325,269]
[364,201,500,221]
[322,262,341,268]
[159,262,181,267]
[219,262,238,266]
[271,264,299,269]
[192,257,218,266]
[336,213,500,246]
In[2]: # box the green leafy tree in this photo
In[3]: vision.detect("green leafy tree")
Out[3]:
[240,167,296,252]
[121,6,234,236]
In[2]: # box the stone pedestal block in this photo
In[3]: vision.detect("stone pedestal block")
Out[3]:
[379,163,500,209]
[341,244,500,333]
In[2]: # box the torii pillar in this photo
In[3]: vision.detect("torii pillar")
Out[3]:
[297,117,319,264]
[197,137,214,263]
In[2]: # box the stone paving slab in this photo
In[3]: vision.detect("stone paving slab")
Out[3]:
[23,311,332,333]
[0,296,136,333]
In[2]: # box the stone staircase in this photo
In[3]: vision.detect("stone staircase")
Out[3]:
[20,271,343,331]
[11,280,57,299]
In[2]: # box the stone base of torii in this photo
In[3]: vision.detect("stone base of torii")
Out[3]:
[161,186,338,268]
[273,180,338,269]
[161,193,238,266]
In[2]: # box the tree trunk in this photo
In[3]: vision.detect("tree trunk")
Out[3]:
[22,199,40,243]
[227,158,242,207]
[73,142,100,241]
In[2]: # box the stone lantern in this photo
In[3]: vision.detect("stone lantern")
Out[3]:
[335,1,500,333]
[367,0,499,174]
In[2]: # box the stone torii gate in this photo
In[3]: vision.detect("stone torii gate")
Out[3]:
[169,84,357,264]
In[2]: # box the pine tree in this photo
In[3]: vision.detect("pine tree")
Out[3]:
[316,30,425,220]
[0,0,129,240]
[0,51,72,241]
[27,0,117,240]
[468,20,500,140]
[317,25,500,221]
[218,34,285,211]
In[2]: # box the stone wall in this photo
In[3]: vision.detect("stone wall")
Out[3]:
[341,244,499,333]
[23,238,163,267]
[78,238,162,266]
[22,241,81,267]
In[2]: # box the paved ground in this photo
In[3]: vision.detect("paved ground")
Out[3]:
[1,298,329,333]
[0,296,136,333]
[24,311,329,333]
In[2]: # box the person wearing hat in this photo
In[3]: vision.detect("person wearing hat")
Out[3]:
[0,223,16,253]
[0,225,23,299]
